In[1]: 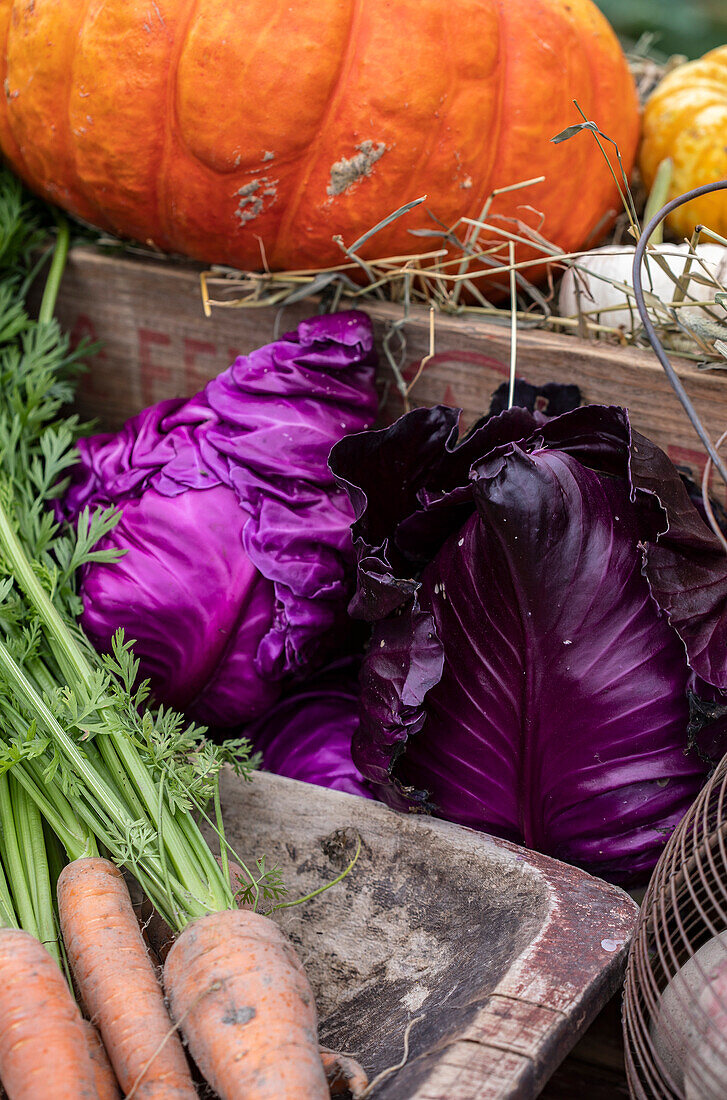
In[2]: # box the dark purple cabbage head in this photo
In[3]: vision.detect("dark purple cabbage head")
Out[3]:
[243,660,372,799]
[330,403,727,884]
[62,312,378,727]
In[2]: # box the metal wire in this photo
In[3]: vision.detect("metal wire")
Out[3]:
[631,179,727,489]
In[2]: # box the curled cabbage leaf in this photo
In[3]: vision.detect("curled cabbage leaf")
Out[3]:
[62,311,378,726]
[331,403,718,882]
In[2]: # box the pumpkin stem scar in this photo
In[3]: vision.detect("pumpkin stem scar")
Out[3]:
[327,141,387,197]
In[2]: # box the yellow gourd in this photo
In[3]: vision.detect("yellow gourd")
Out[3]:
[639,47,727,240]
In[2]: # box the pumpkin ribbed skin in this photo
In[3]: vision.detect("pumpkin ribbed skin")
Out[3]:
[0,0,638,270]
[639,46,727,240]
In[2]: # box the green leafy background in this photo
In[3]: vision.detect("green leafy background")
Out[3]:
[596,0,726,58]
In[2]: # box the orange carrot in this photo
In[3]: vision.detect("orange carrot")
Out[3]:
[164,908,329,1100]
[320,1048,369,1097]
[0,928,97,1100]
[57,858,197,1100]
[81,1022,122,1100]
[222,863,369,1093]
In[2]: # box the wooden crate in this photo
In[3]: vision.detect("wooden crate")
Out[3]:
[51,246,727,506]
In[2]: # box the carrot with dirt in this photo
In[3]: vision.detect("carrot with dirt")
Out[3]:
[164,908,329,1100]
[62,855,331,1100]
[58,859,197,1100]
[81,1024,121,1100]
[0,928,98,1100]
[0,719,103,1099]
[140,864,367,1096]
[61,855,349,1100]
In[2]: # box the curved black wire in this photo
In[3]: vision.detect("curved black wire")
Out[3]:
[632,179,727,487]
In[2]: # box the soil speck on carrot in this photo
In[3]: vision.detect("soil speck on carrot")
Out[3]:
[222,1007,256,1026]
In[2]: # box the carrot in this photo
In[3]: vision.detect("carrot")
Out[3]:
[0,927,98,1100]
[57,858,197,1100]
[163,908,329,1100]
[145,862,350,1095]
[222,864,370,1093]
[81,1022,121,1100]
[320,1048,369,1097]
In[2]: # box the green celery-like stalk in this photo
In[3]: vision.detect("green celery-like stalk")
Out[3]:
[15,784,60,966]
[0,486,237,921]
[0,769,65,970]
[0,639,216,926]
[37,220,69,326]
[0,851,18,931]
[0,773,36,938]
[0,696,98,862]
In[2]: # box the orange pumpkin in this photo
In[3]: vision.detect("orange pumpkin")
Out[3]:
[639,47,727,241]
[0,0,639,271]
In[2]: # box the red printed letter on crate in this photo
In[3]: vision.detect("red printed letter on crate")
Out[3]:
[69,315,109,399]
[183,337,218,394]
[138,328,173,406]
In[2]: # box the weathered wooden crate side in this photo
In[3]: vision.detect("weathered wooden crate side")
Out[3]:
[53,247,727,503]
[216,769,637,1100]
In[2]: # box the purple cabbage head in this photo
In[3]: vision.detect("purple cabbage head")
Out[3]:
[244,660,372,799]
[330,403,726,884]
[62,311,378,727]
